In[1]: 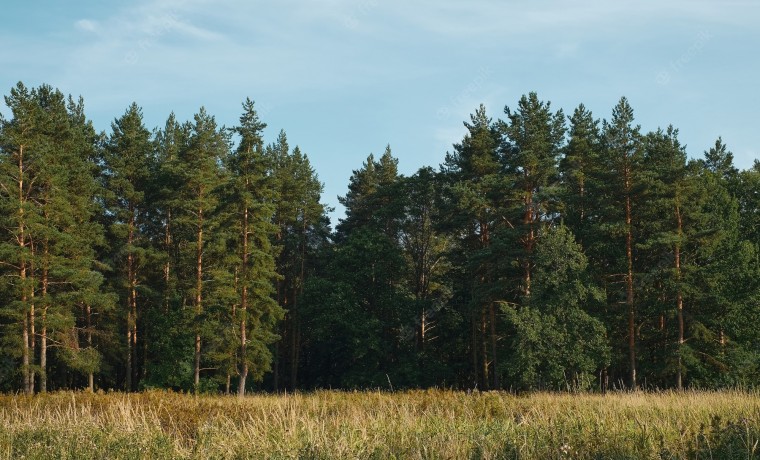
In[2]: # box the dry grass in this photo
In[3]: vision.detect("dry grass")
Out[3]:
[1,389,759,459]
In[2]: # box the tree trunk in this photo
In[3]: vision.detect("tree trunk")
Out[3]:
[163,209,172,313]
[418,294,426,352]
[40,309,47,392]
[18,145,32,395]
[126,208,138,391]
[22,301,31,395]
[142,331,148,381]
[289,296,298,390]
[471,310,478,389]
[238,206,249,397]
[87,303,94,392]
[29,241,37,393]
[130,209,138,388]
[675,202,684,391]
[194,205,203,391]
[290,218,307,390]
[481,306,489,390]
[29,250,35,393]
[273,230,283,392]
[625,180,636,390]
[579,175,586,222]
[40,246,48,393]
[523,191,534,297]
[490,302,499,389]
[480,221,494,390]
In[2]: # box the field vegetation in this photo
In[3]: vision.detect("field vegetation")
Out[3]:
[2,390,760,459]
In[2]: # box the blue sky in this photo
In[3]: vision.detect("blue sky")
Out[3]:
[2,0,758,221]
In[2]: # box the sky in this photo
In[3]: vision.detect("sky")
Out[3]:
[1,0,759,223]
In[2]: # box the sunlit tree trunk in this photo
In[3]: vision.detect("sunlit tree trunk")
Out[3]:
[238,204,249,397]
[87,303,94,392]
[40,240,49,393]
[675,201,684,391]
[126,208,137,391]
[194,202,204,391]
[18,145,33,395]
[625,171,636,390]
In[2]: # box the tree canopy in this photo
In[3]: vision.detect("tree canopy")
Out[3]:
[1,82,758,393]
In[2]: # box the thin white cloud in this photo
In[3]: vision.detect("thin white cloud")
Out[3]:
[373,0,758,40]
[170,20,224,41]
[3,0,757,183]
[75,19,99,33]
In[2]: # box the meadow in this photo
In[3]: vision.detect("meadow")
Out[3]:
[1,389,759,459]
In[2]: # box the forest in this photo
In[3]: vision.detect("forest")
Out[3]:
[1,82,759,395]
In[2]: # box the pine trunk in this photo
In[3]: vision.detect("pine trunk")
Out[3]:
[290,290,298,390]
[40,246,48,393]
[523,190,534,297]
[290,221,306,390]
[273,230,283,392]
[675,202,684,391]
[28,243,36,393]
[194,205,204,390]
[29,248,35,393]
[87,303,94,392]
[22,300,30,395]
[273,341,280,391]
[579,175,586,222]
[490,302,499,389]
[238,206,249,397]
[130,210,138,387]
[625,178,636,390]
[481,306,489,390]
[418,292,426,352]
[481,220,496,389]
[18,145,33,395]
[163,209,172,313]
[126,208,136,391]
[471,310,478,388]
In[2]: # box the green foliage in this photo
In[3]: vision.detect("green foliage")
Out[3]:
[0,83,112,393]
[503,226,609,390]
[1,83,759,394]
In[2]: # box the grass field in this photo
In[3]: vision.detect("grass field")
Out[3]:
[1,389,759,459]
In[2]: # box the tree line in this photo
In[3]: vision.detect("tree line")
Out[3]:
[1,83,758,394]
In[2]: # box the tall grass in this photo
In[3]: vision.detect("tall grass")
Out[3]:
[1,389,759,459]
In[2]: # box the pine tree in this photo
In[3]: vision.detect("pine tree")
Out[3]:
[441,104,510,389]
[59,93,113,391]
[736,161,760,244]
[0,84,110,393]
[560,104,602,246]
[500,92,566,296]
[598,97,644,389]
[102,103,153,390]
[638,126,700,389]
[398,167,453,385]
[701,137,738,182]
[336,145,403,241]
[0,82,45,394]
[692,155,760,386]
[173,108,230,390]
[399,167,450,352]
[139,113,191,389]
[228,99,283,395]
[265,131,327,390]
